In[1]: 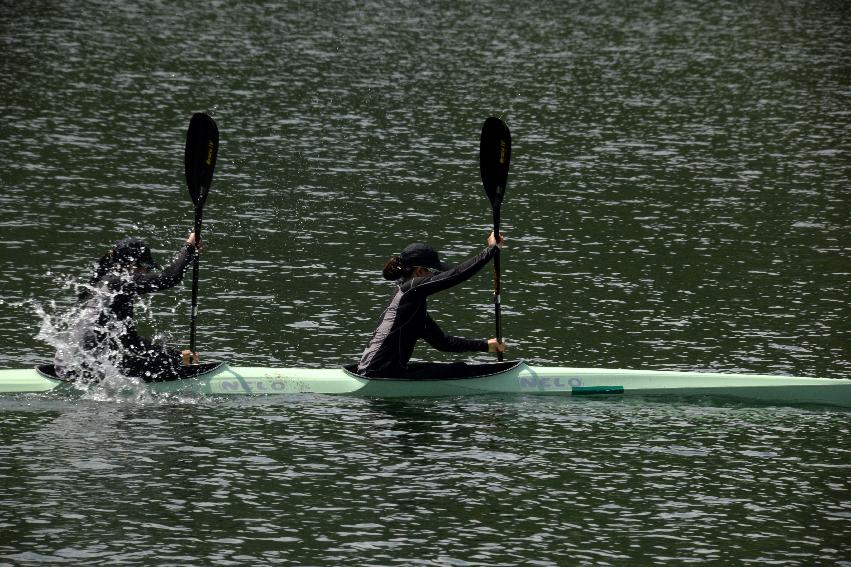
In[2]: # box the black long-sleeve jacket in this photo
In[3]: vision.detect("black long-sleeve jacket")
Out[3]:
[357,245,497,377]
[92,244,196,342]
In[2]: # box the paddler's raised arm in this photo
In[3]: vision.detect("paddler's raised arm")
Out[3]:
[131,232,201,294]
[409,232,505,296]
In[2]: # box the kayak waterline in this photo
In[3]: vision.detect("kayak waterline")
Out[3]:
[1,360,849,407]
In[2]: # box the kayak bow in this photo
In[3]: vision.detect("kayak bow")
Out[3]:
[0,361,849,407]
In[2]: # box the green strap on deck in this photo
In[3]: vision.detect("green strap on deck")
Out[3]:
[571,386,625,396]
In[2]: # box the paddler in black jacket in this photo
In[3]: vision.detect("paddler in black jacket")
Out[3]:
[357,231,507,378]
[54,233,202,380]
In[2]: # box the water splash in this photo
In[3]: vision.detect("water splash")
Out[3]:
[30,278,156,403]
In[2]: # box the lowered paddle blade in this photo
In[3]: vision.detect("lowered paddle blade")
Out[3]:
[185,113,219,207]
[479,117,511,209]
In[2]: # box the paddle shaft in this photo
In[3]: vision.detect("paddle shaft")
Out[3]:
[492,205,503,361]
[188,205,203,352]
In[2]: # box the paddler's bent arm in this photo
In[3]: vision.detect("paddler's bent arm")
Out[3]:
[421,314,489,353]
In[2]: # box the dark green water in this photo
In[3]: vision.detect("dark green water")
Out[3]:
[1,396,849,566]
[1,1,849,565]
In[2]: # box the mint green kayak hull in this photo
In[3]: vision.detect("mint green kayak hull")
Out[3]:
[1,362,849,407]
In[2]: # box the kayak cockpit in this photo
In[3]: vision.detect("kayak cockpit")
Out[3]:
[341,360,525,381]
[35,362,227,383]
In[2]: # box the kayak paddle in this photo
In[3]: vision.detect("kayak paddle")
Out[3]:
[479,117,511,361]
[184,112,219,358]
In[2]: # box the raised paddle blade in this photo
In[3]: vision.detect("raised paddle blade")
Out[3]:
[479,117,512,209]
[184,113,219,207]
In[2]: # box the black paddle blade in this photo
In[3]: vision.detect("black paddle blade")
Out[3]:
[184,113,219,206]
[479,117,511,209]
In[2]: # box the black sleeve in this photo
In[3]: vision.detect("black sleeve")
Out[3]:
[409,245,497,297]
[421,313,489,353]
[130,244,196,294]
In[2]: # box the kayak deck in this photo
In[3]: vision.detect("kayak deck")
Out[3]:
[1,361,850,407]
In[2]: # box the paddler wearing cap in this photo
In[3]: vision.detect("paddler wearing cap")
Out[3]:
[357,231,507,378]
[53,232,202,380]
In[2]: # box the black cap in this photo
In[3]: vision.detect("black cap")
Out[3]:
[113,238,160,270]
[399,242,451,272]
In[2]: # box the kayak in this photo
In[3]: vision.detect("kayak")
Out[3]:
[1,360,850,407]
